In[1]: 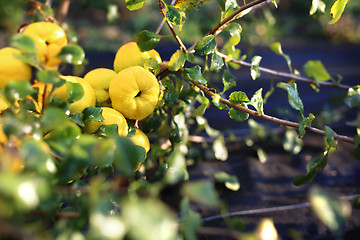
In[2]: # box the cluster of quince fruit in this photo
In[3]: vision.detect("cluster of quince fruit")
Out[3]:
[0,21,163,169]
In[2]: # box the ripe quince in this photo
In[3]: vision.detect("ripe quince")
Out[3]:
[109,66,160,120]
[23,21,67,68]
[83,68,117,107]
[84,107,128,137]
[52,75,96,113]
[0,47,32,88]
[113,42,161,72]
[129,128,150,154]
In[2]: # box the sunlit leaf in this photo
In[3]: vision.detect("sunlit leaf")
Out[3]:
[125,0,146,11]
[293,152,328,186]
[107,4,119,24]
[329,0,349,24]
[135,30,162,51]
[303,60,332,82]
[182,65,207,85]
[229,91,249,104]
[222,68,236,92]
[213,171,240,191]
[284,128,303,155]
[257,147,268,164]
[164,146,189,184]
[248,88,264,115]
[195,35,217,56]
[250,55,262,80]
[344,86,360,108]
[223,22,242,46]
[83,106,104,122]
[168,49,186,71]
[57,44,85,65]
[36,70,65,88]
[66,81,84,104]
[210,52,224,73]
[213,136,228,161]
[324,126,338,149]
[212,94,229,110]
[270,42,292,72]
[10,34,36,52]
[181,180,219,207]
[310,0,326,15]
[166,4,186,26]
[298,113,315,138]
[5,81,35,101]
[175,0,209,12]
[228,106,249,122]
[277,82,304,117]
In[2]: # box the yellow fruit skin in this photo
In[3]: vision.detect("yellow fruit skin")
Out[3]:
[0,47,32,88]
[84,107,128,136]
[52,76,96,113]
[130,128,150,153]
[109,66,160,120]
[23,21,67,68]
[113,42,161,72]
[83,68,117,107]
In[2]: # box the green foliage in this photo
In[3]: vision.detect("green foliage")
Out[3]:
[125,0,147,11]
[329,0,349,24]
[135,30,162,51]
[277,82,304,117]
[57,44,85,65]
[293,152,328,186]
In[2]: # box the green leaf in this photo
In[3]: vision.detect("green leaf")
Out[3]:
[303,60,332,82]
[270,42,292,72]
[164,146,189,184]
[113,136,144,176]
[135,30,162,51]
[181,180,219,207]
[168,49,186,71]
[210,52,224,73]
[125,0,146,11]
[69,112,84,127]
[212,94,229,110]
[228,106,249,122]
[213,136,228,161]
[182,65,207,85]
[293,152,328,186]
[180,198,202,240]
[92,139,115,168]
[277,82,304,117]
[94,124,119,139]
[195,35,217,56]
[309,186,352,236]
[329,0,349,24]
[57,44,85,65]
[36,70,65,88]
[344,86,360,108]
[13,51,38,67]
[250,55,262,80]
[213,171,240,191]
[5,81,35,101]
[257,147,268,163]
[10,34,37,52]
[298,113,315,138]
[223,22,242,46]
[83,106,104,122]
[66,81,84,104]
[166,5,186,26]
[229,91,249,104]
[310,0,326,15]
[324,126,338,149]
[248,88,264,115]
[175,0,208,12]
[283,128,303,155]
[163,80,179,105]
[222,68,236,92]
[107,4,119,24]
[40,107,69,132]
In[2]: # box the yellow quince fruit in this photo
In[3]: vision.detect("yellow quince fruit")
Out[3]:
[84,107,128,137]
[23,21,68,68]
[109,66,160,120]
[83,68,117,107]
[52,75,96,113]
[113,42,161,72]
[129,128,150,154]
[0,47,32,88]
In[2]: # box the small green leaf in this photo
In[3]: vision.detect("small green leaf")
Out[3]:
[66,81,84,104]
[195,35,217,56]
[83,106,104,122]
[298,114,315,138]
[250,56,262,80]
[57,44,85,65]
[125,0,146,11]
[180,198,202,240]
[10,34,37,52]
[181,180,219,207]
[163,80,179,105]
[228,106,249,122]
[107,4,119,24]
[40,107,69,132]
[36,70,65,88]
[257,147,268,163]
[344,86,360,108]
[182,65,207,85]
[277,82,304,117]
[310,0,326,15]
[229,91,249,104]
[303,60,332,82]
[248,88,264,115]
[293,152,328,186]
[284,128,303,155]
[135,30,162,51]
[223,22,242,46]
[324,126,338,149]
[13,51,38,67]
[5,81,35,101]
[213,136,228,161]
[164,146,189,184]
[166,5,186,26]
[92,139,115,168]
[168,49,186,71]
[94,124,119,139]
[222,68,236,92]
[329,0,349,24]
[175,0,207,12]
[70,112,84,127]
[212,94,229,110]
[270,42,292,72]
[210,52,224,73]
[213,171,240,191]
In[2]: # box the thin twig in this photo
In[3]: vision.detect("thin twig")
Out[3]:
[56,0,71,25]
[192,81,355,144]
[216,51,351,90]
[156,0,177,34]
[158,0,187,51]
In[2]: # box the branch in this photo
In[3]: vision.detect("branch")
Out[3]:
[216,51,351,90]
[158,0,187,51]
[192,81,355,144]
[56,0,71,25]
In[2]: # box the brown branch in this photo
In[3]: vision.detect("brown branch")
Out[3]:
[56,0,71,25]
[192,81,355,144]
[158,0,187,51]
[216,51,351,90]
